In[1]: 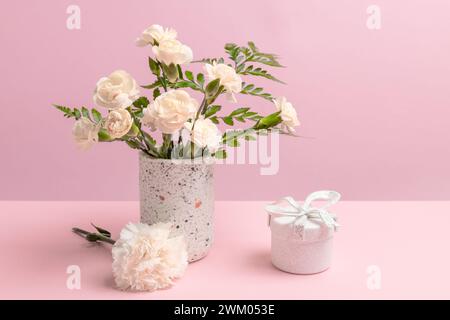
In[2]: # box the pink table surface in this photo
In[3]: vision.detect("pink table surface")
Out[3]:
[1,201,449,300]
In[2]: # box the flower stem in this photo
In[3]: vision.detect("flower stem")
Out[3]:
[161,133,173,158]
[72,227,89,237]
[72,227,116,245]
[157,61,169,92]
[207,87,224,108]
[95,234,116,245]
[189,96,207,159]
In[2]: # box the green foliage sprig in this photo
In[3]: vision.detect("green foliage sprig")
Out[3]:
[54,32,293,160]
[208,107,263,126]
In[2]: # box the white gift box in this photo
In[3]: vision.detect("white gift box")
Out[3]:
[266,191,341,274]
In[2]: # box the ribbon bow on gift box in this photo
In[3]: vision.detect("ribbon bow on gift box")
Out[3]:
[265,191,341,232]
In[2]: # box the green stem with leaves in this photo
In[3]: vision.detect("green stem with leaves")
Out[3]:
[55,41,289,160]
[160,133,173,159]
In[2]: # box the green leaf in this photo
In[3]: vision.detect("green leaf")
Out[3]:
[204,105,221,118]
[159,133,173,159]
[90,223,111,238]
[214,149,227,159]
[185,71,194,81]
[253,111,282,130]
[230,107,250,116]
[225,43,238,51]
[141,80,161,90]
[205,78,221,97]
[241,65,285,84]
[73,108,81,119]
[81,107,90,119]
[138,131,159,156]
[142,131,157,146]
[125,139,141,149]
[244,111,257,117]
[91,109,102,122]
[148,57,160,76]
[174,81,200,90]
[252,56,283,67]
[98,129,113,142]
[126,123,140,137]
[235,55,245,65]
[227,138,240,147]
[163,63,178,82]
[197,73,205,87]
[210,116,219,124]
[177,65,184,79]
[236,64,245,73]
[222,130,239,140]
[153,88,161,99]
[248,41,258,52]
[240,84,274,101]
[53,105,78,119]
[132,96,150,109]
[223,116,234,126]
[225,41,285,77]
[222,130,246,143]
[191,58,222,65]
[53,104,70,113]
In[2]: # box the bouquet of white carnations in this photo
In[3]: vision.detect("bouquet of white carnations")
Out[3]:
[54,24,299,159]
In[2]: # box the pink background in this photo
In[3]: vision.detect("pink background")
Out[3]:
[1,0,450,201]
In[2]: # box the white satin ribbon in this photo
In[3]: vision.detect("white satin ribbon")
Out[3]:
[265,191,341,231]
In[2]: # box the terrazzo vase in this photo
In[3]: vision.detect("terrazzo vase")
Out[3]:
[139,152,214,262]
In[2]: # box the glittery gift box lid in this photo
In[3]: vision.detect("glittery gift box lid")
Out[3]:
[266,192,341,244]
[269,213,337,243]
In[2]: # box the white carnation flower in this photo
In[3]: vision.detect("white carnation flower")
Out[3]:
[93,70,140,110]
[274,96,300,133]
[72,117,99,150]
[204,62,242,103]
[185,117,222,151]
[112,222,188,292]
[135,24,177,47]
[152,39,193,66]
[104,109,133,139]
[142,90,199,134]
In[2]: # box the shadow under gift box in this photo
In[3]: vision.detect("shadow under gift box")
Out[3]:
[139,152,214,262]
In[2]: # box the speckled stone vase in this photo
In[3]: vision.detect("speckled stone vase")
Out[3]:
[139,152,214,262]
